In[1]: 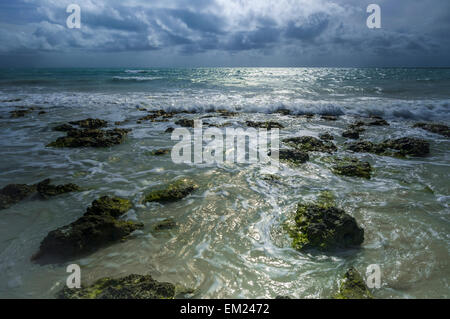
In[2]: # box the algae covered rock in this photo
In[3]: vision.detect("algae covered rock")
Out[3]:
[246,120,284,129]
[53,123,75,132]
[32,196,142,263]
[69,118,108,129]
[319,133,334,141]
[59,274,176,299]
[36,179,80,199]
[413,122,450,137]
[342,130,360,140]
[277,149,309,165]
[321,115,338,121]
[332,158,372,179]
[284,136,337,153]
[47,128,130,148]
[287,196,364,251]
[0,183,36,210]
[381,137,430,157]
[175,119,195,128]
[151,148,171,156]
[334,268,373,299]
[144,178,198,203]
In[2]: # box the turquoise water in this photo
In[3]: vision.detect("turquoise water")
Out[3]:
[0,68,449,298]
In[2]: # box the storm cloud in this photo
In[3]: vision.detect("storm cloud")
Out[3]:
[0,0,449,66]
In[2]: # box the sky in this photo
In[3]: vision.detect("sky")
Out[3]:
[0,0,449,67]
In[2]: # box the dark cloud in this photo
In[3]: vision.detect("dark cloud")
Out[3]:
[0,0,449,66]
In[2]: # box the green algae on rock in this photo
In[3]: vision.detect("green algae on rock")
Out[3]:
[334,268,373,299]
[413,122,450,137]
[47,128,131,148]
[284,136,337,153]
[277,149,309,165]
[319,132,334,141]
[32,196,142,263]
[59,274,176,299]
[144,178,198,203]
[342,129,360,140]
[332,158,372,179]
[287,197,364,251]
[175,119,195,128]
[36,179,80,199]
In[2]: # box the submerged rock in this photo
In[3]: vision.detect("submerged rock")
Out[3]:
[0,183,36,210]
[153,218,177,231]
[284,136,337,153]
[321,115,338,121]
[413,122,450,137]
[277,149,309,165]
[342,130,360,139]
[53,124,75,132]
[36,179,80,199]
[69,118,108,129]
[47,128,130,148]
[151,149,171,156]
[144,178,198,203]
[332,158,372,179]
[32,196,143,263]
[175,119,195,128]
[367,118,389,126]
[9,109,32,118]
[319,133,334,141]
[287,197,364,251]
[334,268,373,299]
[59,274,175,299]
[246,120,284,129]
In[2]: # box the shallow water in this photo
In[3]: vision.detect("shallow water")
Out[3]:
[0,68,449,298]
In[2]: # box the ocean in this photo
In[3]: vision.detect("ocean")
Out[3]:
[0,68,449,298]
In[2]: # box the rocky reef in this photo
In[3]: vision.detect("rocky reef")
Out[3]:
[287,194,364,251]
[277,149,310,165]
[332,158,372,179]
[348,137,430,157]
[0,179,79,209]
[413,122,450,137]
[284,136,337,153]
[69,118,108,129]
[32,196,143,263]
[144,178,198,203]
[334,268,373,299]
[59,274,175,299]
[48,128,130,148]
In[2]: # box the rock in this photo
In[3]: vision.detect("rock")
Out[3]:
[287,197,364,251]
[319,133,334,141]
[334,268,373,299]
[59,274,175,299]
[275,295,291,299]
[217,109,238,117]
[347,141,381,154]
[153,218,177,231]
[277,149,309,165]
[332,158,372,179]
[284,136,337,153]
[342,130,360,139]
[246,121,284,129]
[53,124,75,132]
[381,137,430,157]
[275,109,291,116]
[144,178,198,203]
[151,149,171,156]
[32,196,143,263]
[69,118,108,129]
[165,127,175,133]
[38,111,47,115]
[0,183,36,210]
[321,115,338,121]
[413,122,450,137]
[367,118,389,126]
[36,179,80,199]
[9,109,32,118]
[47,128,130,148]
[175,119,195,128]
